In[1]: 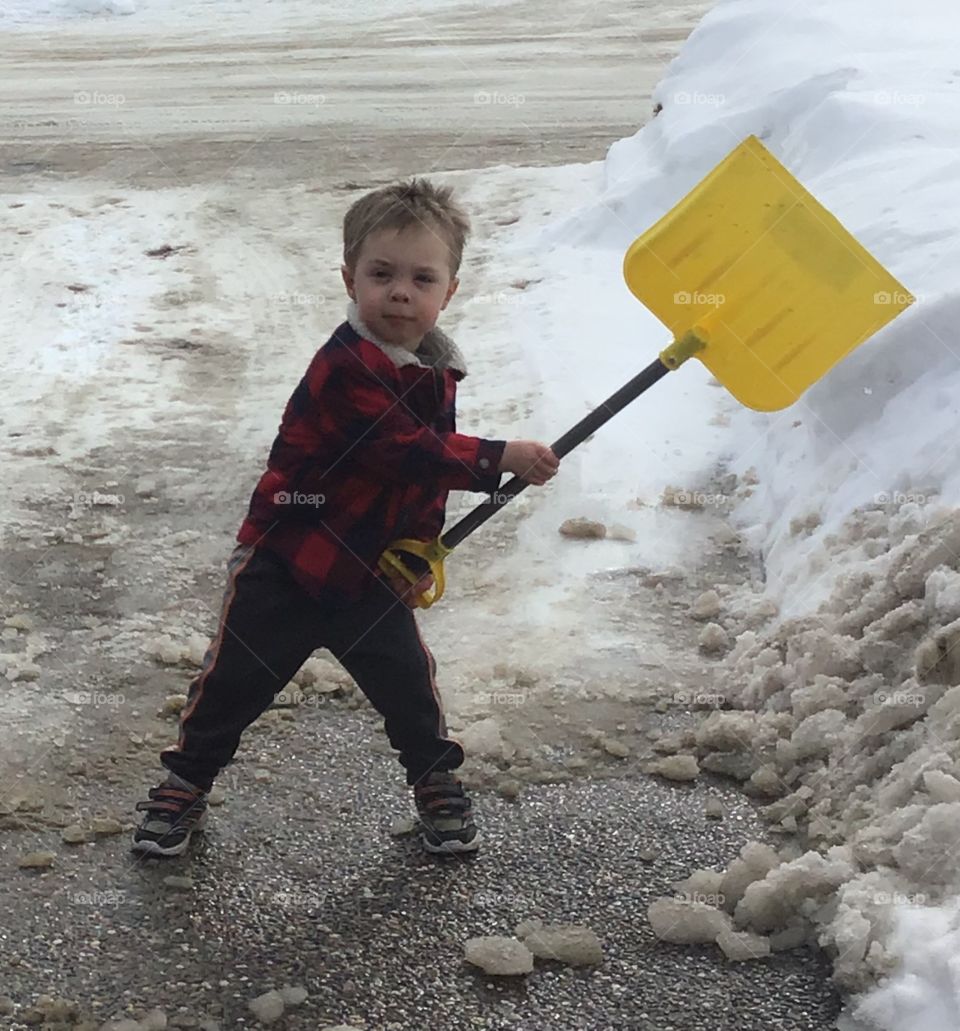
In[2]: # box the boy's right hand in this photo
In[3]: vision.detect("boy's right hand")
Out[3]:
[498,441,560,486]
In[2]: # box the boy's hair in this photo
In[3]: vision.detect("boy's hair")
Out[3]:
[342,177,471,278]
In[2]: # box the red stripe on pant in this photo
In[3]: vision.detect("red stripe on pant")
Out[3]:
[166,544,255,764]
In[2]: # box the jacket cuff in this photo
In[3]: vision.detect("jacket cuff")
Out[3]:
[474,439,506,494]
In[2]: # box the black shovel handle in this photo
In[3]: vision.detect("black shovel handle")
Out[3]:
[440,356,672,550]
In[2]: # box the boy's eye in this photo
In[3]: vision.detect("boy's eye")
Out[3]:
[370,269,434,283]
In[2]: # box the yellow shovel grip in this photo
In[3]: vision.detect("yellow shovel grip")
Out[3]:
[378,537,453,609]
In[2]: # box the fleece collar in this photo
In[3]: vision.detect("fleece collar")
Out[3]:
[346,299,467,377]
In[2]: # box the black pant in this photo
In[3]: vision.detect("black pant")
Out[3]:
[160,543,465,790]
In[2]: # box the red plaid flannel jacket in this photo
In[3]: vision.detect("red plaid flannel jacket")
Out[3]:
[236,310,506,606]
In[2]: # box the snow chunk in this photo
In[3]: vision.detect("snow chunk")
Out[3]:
[719,842,782,914]
[698,622,731,655]
[645,754,700,781]
[734,848,857,935]
[892,803,960,882]
[695,711,758,753]
[690,590,722,621]
[790,709,848,760]
[519,923,603,966]
[716,929,771,961]
[464,936,534,975]
[648,898,733,944]
[924,567,960,622]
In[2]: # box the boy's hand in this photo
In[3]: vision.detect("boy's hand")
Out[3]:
[386,571,435,607]
[498,441,559,486]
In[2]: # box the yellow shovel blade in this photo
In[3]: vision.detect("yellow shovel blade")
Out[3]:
[622,135,914,411]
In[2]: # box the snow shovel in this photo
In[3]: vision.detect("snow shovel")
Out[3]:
[379,134,915,608]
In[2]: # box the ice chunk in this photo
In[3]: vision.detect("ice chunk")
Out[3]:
[645,755,699,781]
[790,676,849,721]
[716,929,771,961]
[922,769,960,803]
[699,622,731,655]
[464,936,534,975]
[719,842,782,914]
[734,848,856,934]
[924,567,960,622]
[790,709,848,760]
[519,923,603,966]
[695,711,758,753]
[892,802,960,882]
[457,717,514,760]
[648,898,732,944]
[691,590,722,621]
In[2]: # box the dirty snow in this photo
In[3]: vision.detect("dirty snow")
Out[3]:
[540,0,960,1025]
[5,0,960,1024]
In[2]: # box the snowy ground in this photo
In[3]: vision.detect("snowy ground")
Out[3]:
[0,0,834,1028]
[3,0,959,1026]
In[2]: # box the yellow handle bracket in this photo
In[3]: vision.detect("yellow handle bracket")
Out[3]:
[659,327,709,370]
[378,537,453,609]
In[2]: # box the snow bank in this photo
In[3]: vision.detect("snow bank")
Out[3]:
[542,0,960,619]
[525,0,960,1024]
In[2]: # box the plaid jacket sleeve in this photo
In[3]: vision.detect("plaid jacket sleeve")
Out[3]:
[318,350,507,493]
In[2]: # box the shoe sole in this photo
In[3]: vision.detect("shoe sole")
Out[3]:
[130,812,207,857]
[420,829,481,854]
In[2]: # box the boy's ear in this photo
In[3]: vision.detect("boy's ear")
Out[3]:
[441,276,459,310]
[341,263,356,301]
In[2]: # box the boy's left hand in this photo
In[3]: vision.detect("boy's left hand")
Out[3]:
[386,571,435,607]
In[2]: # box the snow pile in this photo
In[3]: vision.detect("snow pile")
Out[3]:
[540,0,960,618]
[526,0,960,1021]
[643,505,960,1023]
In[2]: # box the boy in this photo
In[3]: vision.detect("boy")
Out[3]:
[132,177,559,857]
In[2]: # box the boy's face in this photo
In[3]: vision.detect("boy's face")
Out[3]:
[341,225,459,351]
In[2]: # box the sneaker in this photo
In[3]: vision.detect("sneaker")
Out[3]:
[131,776,209,857]
[413,771,480,854]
